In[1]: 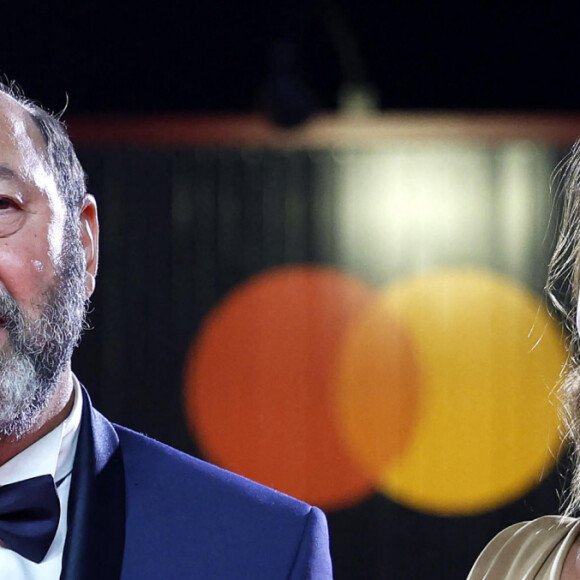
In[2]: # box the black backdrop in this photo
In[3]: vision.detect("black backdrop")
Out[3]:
[71,144,570,579]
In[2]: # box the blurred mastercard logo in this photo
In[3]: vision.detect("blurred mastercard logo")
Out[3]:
[183,266,566,515]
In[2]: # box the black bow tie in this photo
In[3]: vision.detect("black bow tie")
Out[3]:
[0,474,60,563]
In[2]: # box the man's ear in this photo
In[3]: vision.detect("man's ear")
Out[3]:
[80,194,99,299]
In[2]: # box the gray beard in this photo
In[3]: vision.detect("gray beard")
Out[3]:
[0,224,86,440]
[0,349,43,439]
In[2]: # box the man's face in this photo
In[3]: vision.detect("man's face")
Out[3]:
[0,95,89,438]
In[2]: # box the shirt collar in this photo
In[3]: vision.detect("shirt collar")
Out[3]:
[0,377,83,486]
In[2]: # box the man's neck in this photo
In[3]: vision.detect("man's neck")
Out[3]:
[0,370,75,467]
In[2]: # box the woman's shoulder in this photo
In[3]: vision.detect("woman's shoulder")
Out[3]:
[467,515,580,580]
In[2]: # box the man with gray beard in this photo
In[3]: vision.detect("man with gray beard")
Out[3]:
[0,234,85,441]
[0,84,332,579]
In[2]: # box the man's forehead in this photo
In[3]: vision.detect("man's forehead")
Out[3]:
[0,94,49,185]
[0,93,59,206]
[0,93,46,154]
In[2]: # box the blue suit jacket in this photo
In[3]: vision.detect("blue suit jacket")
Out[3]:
[59,389,333,579]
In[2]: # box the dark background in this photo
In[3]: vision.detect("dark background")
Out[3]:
[70,145,572,580]
[1,4,576,578]
[0,1,579,115]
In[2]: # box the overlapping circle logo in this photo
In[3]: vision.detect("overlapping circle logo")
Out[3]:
[183,266,566,515]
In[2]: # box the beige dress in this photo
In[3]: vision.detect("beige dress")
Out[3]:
[467,516,580,579]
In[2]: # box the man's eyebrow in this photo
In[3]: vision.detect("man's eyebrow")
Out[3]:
[0,165,29,188]
[0,165,18,181]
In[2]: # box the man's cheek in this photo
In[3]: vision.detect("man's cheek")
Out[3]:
[0,251,46,305]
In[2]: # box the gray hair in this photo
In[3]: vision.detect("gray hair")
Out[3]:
[0,81,87,219]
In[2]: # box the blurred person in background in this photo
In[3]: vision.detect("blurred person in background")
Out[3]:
[468,142,580,579]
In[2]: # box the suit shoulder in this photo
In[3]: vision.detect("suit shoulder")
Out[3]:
[467,515,580,580]
[114,423,311,517]
[114,424,332,578]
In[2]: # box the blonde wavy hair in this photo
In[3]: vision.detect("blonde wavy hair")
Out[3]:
[546,141,580,514]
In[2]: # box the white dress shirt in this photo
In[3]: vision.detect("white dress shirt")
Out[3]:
[0,378,83,579]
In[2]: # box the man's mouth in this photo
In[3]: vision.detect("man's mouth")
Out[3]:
[0,314,11,332]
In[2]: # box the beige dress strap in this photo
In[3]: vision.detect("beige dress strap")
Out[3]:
[467,516,580,580]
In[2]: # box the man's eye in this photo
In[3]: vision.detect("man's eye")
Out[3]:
[0,198,16,210]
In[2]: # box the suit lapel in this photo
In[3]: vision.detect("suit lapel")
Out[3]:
[61,387,126,580]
